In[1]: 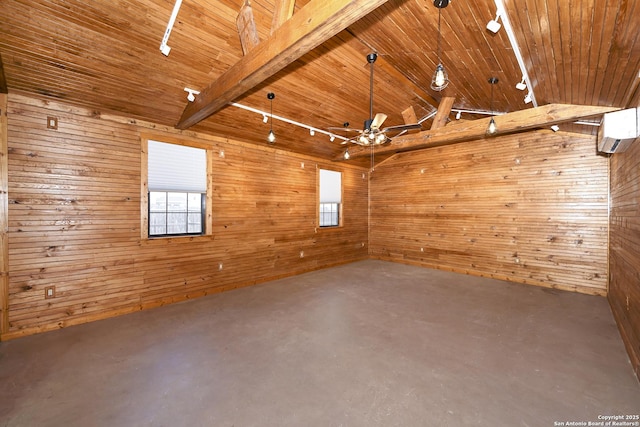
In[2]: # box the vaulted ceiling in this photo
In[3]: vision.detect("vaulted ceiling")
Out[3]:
[1,0,639,164]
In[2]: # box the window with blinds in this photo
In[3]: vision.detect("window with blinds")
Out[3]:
[319,169,342,227]
[147,140,207,237]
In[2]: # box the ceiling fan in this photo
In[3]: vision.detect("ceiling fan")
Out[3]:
[329,53,421,146]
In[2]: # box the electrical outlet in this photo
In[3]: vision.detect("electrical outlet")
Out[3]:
[44,285,56,299]
[47,116,58,130]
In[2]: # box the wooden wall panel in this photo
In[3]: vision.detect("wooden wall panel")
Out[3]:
[369,131,609,295]
[3,92,368,339]
[0,93,8,336]
[609,138,640,381]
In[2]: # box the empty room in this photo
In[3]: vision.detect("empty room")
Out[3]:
[0,0,639,425]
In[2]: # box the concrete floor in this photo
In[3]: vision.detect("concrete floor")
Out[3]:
[0,260,638,427]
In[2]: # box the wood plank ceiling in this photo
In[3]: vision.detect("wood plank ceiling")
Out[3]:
[0,0,639,164]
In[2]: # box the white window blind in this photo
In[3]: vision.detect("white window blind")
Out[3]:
[319,169,342,203]
[148,140,206,192]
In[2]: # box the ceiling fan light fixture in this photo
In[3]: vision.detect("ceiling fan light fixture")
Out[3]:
[375,133,386,145]
[359,134,369,145]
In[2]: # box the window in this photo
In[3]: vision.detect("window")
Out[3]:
[147,140,207,237]
[149,191,204,236]
[319,169,342,227]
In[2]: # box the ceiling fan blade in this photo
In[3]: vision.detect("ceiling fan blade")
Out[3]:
[371,113,387,130]
[382,123,422,133]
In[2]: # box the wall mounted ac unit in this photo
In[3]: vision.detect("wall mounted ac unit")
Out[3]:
[597,108,639,153]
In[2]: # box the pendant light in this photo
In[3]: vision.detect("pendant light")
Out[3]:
[343,122,351,159]
[267,92,276,143]
[487,77,498,135]
[431,0,450,91]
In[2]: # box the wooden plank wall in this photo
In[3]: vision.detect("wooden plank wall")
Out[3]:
[369,131,609,295]
[0,93,8,336]
[3,92,368,339]
[609,138,640,381]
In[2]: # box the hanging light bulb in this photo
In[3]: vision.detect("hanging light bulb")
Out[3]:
[430,3,450,91]
[267,92,276,144]
[487,117,497,135]
[344,149,350,160]
[432,64,448,90]
[486,77,499,136]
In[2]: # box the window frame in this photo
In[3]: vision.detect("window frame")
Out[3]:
[318,167,343,229]
[141,133,213,240]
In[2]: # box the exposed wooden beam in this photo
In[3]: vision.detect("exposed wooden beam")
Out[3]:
[236,0,261,55]
[337,104,620,160]
[177,0,390,130]
[0,53,7,94]
[401,106,417,125]
[271,0,296,34]
[430,96,455,130]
